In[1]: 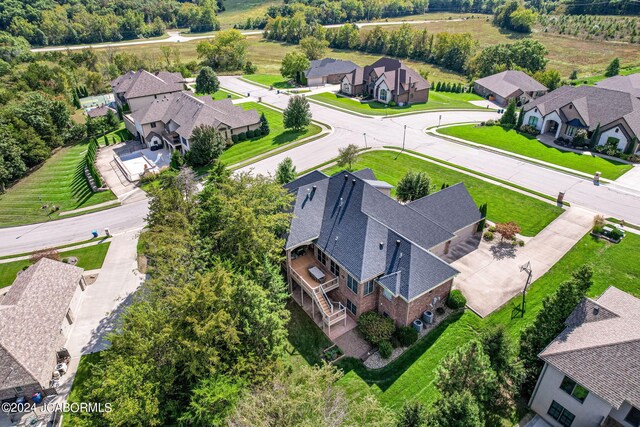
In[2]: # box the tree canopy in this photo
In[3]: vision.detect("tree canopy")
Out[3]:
[195,66,220,94]
[396,171,434,202]
[187,124,226,167]
[283,95,312,132]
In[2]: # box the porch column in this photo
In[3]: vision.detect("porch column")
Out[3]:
[301,286,304,305]
[286,250,293,294]
[312,298,315,319]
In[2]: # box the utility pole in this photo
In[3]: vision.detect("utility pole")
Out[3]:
[402,125,407,152]
[363,132,368,148]
[520,261,532,316]
[438,114,442,127]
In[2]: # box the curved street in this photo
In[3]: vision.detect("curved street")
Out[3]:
[1,76,640,255]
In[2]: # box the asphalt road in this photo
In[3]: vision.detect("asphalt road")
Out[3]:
[2,76,640,254]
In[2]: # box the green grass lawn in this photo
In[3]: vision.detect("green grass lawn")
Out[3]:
[309,91,486,116]
[335,232,640,412]
[285,299,333,368]
[439,125,632,180]
[218,102,322,166]
[192,87,242,100]
[0,242,111,288]
[324,151,563,236]
[242,74,295,89]
[98,123,133,146]
[570,65,640,86]
[63,351,104,427]
[0,141,117,227]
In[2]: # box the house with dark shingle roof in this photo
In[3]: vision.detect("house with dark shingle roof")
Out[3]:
[284,169,483,334]
[130,91,260,153]
[86,105,116,119]
[523,85,640,154]
[340,57,430,105]
[596,73,640,99]
[529,287,640,427]
[304,58,358,86]
[473,70,548,107]
[0,258,86,401]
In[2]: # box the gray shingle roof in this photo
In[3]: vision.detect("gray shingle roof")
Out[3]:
[132,91,260,139]
[111,69,185,100]
[0,259,84,390]
[361,57,430,93]
[524,85,640,137]
[305,58,358,79]
[539,287,640,409]
[286,170,480,300]
[596,73,640,98]
[87,105,116,119]
[284,170,328,193]
[474,70,547,99]
[408,183,483,233]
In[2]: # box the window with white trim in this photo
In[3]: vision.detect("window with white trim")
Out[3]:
[316,249,326,265]
[566,126,577,137]
[560,376,589,403]
[547,400,575,427]
[330,259,340,276]
[383,288,393,301]
[380,88,388,102]
[528,116,539,127]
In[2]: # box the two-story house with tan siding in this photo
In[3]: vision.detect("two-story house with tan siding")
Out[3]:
[283,169,483,337]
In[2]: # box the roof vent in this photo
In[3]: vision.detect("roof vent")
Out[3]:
[344,174,349,181]
[396,240,401,246]
[593,306,600,315]
[339,197,344,207]
[379,242,384,249]
[352,179,356,185]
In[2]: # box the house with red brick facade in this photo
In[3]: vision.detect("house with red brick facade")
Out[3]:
[284,169,483,336]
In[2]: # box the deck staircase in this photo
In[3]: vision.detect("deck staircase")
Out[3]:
[289,267,346,331]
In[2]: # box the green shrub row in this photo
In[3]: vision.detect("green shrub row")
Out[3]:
[85,139,103,188]
[230,128,265,144]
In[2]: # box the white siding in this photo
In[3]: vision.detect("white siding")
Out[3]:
[598,126,629,150]
[524,109,544,131]
[341,80,352,95]
[375,79,391,104]
[530,363,613,427]
[542,111,563,138]
[608,401,639,427]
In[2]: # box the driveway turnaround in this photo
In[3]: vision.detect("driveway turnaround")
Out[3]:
[452,207,594,317]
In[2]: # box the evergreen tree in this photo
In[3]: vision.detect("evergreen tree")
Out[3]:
[283,95,311,132]
[275,157,296,184]
[500,99,518,128]
[396,171,434,202]
[605,57,620,77]
[72,91,81,109]
[105,109,120,129]
[398,401,427,427]
[516,106,525,129]
[195,66,220,94]
[427,391,484,427]
[187,124,226,167]
[260,112,270,135]
[590,123,601,148]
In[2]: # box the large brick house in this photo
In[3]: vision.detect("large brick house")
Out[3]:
[529,287,640,427]
[340,57,430,106]
[284,169,483,334]
[0,259,86,402]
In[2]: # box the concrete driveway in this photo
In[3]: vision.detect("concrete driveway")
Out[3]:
[453,207,594,317]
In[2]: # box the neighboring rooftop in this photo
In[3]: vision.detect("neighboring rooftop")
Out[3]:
[286,169,482,301]
[306,58,358,79]
[539,286,640,410]
[132,91,259,139]
[596,73,640,98]
[524,85,640,136]
[111,69,185,100]
[86,105,116,119]
[474,70,548,99]
[363,57,430,93]
[0,258,84,391]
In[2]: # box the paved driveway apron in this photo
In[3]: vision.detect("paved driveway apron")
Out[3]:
[452,207,594,317]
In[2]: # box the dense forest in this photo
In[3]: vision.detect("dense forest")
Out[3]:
[0,0,224,46]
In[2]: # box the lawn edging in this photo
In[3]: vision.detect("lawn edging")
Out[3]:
[430,125,618,183]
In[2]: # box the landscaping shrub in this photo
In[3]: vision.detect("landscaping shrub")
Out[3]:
[517,239,525,247]
[238,132,247,142]
[231,134,239,144]
[484,119,496,126]
[246,129,254,138]
[520,124,539,136]
[483,231,494,241]
[435,306,445,316]
[388,101,397,107]
[394,326,418,347]
[488,226,496,233]
[378,340,393,359]
[253,128,262,138]
[609,227,624,241]
[357,311,395,345]
[447,290,467,310]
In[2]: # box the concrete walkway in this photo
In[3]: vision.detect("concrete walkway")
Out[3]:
[453,207,594,317]
[54,229,145,403]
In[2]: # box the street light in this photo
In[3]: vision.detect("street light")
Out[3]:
[402,125,407,151]
[363,132,368,148]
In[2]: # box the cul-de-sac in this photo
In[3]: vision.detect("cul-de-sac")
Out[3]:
[0,1,639,426]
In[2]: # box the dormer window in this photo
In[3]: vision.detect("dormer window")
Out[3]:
[615,128,619,133]
[569,104,573,109]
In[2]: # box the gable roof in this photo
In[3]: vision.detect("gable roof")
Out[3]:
[524,85,640,136]
[0,259,84,391]
[596,73,640,98]
[284,170,328,193]
[132,91,260,139]
[305,58,358,79]
[408,183,483,233]
[539,287,640,409]
[87,105,116,119]
[286,170,481,300]
[363,57,429,94]
[474,70,548,99]
[111,69,185,100]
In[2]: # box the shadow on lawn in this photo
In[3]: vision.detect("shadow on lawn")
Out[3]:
[273,129,307,145]
[70,151,95,208]
[334,310,464,391]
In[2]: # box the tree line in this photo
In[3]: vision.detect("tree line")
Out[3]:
[0,0,223,46]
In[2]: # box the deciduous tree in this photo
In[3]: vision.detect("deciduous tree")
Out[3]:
[336,144,360,171]
[196,66,220,94]
[275,157,297,184]
[187,124,226,167]
[396,171,434,202]
[299,36,329,60]
[283,95,312,131]
[495,221,521,241]
[280,51,310,83]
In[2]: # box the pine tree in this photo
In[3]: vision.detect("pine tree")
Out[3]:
[516,106,525,129]
[283,95,311,132]
[500,99,518,128]
[590,123,601,148]
[259,112,270,135]
[275,157,296,184]
[605,57,620,77]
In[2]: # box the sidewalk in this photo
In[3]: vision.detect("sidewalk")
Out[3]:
[453,207,594,317]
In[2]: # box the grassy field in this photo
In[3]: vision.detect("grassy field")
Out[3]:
[335,231,640,411]
[192,87,242,100]
[218,102,322,166]
[310,91,486,115]
[242,73,295,89]
[570,65,640,86]
[0,242,111,288]
[324,151,563,236]
[439,125,632,180]
[0,141,117,227]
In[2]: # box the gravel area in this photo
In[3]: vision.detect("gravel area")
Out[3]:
[364,306,456,369]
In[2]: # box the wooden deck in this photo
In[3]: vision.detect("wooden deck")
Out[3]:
[289,253,336,290]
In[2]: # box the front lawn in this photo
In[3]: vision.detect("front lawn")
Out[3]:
[439,124,633,180]
[309,91,486,116]
[97,123,133,146]
[242,74,294,89]
[336,232,640,412]
[192,87,241,100]
[0,242,111,288]
[324,151,563,236]
[0,141,117,227]
[218,102,322,166]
